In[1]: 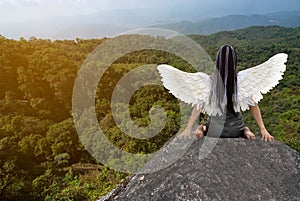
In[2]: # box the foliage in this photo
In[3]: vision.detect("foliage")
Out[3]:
[0,26,299,200]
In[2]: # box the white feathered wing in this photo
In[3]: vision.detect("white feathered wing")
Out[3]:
[237,53,288,111]
[157,64,211,110]
[157,53,288,115]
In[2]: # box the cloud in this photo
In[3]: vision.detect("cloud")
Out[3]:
[0,0,40,6]
[0,0,87,6]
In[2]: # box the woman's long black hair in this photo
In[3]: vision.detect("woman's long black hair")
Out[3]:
[210,45,238,115]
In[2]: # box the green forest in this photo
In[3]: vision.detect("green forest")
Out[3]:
[0,25,299,200]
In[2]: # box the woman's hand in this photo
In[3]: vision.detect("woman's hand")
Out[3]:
[261,128,274,142]
[250,104,274,142]
[178,128,192,139]
[178,106,202,139]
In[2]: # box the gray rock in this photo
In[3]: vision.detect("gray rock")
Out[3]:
[100,138,300,201]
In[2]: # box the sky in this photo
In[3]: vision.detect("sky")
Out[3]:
[1,0,299,22]
[0,0,299,39]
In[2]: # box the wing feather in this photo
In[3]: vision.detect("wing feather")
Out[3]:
[237,53,288,111]
[157,64,211,108]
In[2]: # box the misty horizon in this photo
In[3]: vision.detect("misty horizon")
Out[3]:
[0,0,299,39]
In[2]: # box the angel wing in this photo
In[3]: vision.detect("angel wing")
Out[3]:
[237,53,288,111]
[157,64,211,110]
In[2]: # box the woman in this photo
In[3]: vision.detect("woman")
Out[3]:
[157,45,287,142]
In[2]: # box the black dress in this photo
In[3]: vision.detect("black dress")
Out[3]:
[203,111,246,138]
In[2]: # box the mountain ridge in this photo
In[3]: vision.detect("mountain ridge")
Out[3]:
[152,10,300,35]
[1,10,299,39]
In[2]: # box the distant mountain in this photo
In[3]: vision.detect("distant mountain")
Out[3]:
[187,26,300,48]
[265,10,300,27]
[0,6,204,40]
[151,10,300,35]
[1,9,299,39]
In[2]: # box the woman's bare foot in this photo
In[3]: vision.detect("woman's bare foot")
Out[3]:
[244,126,256,139]
[194,125,206,139]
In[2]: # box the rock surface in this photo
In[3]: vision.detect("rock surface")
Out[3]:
[100,138,300,201]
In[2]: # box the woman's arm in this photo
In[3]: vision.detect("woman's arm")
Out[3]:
[178,106,201,139]
[249,103,274,142]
